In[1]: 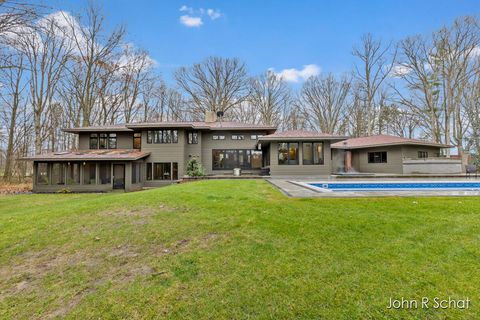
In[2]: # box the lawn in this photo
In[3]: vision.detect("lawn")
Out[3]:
[0,180,479,319]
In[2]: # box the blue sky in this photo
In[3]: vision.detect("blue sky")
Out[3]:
[42,0,479,84]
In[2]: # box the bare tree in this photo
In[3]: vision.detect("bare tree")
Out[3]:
[352,33,396,135]
[175,56,249,116]
[300,73,351,134]
[0,53,27,180]
[248,70,290,126]
[61,4,125,126]
[16,15,71,154]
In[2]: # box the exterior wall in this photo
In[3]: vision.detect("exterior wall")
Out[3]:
[402,159,462,174]
[268,141,333,177]
[353,146,403,174]
[201,130,265,175]
[141,129,186,186]
[401,146,442,159]
[79,132,134,149]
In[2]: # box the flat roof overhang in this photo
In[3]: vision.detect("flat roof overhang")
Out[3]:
[21,150,150,162]
[331,142,453,150]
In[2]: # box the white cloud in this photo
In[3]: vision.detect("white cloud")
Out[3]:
[471,45,480,58]
[179,6,222,27]
[391,64,411,77]
[272,64,320,82]
[179,15,203,27]
[207,9,222,20]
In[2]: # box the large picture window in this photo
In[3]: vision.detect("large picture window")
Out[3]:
[147,130,178,144]
[212,149,262,170]
[154,162,172,180]
[368,151,387,163]
[303,142,324,165]
[278,142,298,165]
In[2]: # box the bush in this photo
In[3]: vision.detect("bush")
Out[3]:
[57,188,72,194]
[186,158,205,177]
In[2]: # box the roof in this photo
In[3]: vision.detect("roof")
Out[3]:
[258,130,348,141]
[331,134,452,149]
[64,121,277,133]
[21,149,150,161]
[63,124,133,133]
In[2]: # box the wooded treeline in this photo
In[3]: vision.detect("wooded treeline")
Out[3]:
[1,1,479,180]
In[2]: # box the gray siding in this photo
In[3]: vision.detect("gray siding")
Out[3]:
[353,146,403,174]
[401,146,442,159]
[268,141,333,176]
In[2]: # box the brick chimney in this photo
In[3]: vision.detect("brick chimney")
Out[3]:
[205,111,217,123]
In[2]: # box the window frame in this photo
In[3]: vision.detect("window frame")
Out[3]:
[418,151,428,159]
[368,151,388,164]
[231,134,245,140]
[133,132,142,149]
[89,133,98,149]
[187,131,198,144]
[212,134,226,140]
[278,142,299,165]
[302,142,324,165]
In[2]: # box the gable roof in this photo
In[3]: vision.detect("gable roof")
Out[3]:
[63,121,277,133]
[331,134,452,149]
[21,149,150,161]
[258,130,347,141]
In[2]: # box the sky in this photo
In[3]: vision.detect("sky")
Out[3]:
[35,0,480,84]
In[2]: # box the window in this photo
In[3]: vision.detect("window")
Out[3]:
[418,151,428,159]
[37,162,49,185]
[66,162,80,185]
[99,133,108,149]
[99,163,111,184]
[83,162,96,184]
[303,142,324,165]
[368,151,387,163]
[132,162,142,184]
[154,162,172,180]
[278,142,298,165]
[250,134,263,140]
[232,134,245,140]
[89,134,98,149]
[188,131,198,144]
[133,133,142,149]
[147,130,178,144]
[51,163,65,185]
[212,135,225,140]
[147,131,153,144]
[172,163,178,180]
[146,163,152,180]
[108,133,117,149]
[212,150,262,170]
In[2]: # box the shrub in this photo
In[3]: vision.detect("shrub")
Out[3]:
[186,158,205,177]
[57,188,72,194]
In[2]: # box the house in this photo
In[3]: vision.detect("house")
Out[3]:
[23,115,461,192]
[330,135,461,174]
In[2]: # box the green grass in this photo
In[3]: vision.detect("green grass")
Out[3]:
[0,180,479,319]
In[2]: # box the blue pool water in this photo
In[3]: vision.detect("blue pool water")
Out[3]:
[309,181,480,191]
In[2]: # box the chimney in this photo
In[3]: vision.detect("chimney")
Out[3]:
[205,111,217,123]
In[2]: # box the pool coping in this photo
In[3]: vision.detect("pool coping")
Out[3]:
[270,179,480,198]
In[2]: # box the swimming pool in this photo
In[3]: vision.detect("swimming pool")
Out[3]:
[305,181,480,192]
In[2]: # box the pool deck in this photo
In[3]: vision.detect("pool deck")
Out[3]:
[267,178,480,198]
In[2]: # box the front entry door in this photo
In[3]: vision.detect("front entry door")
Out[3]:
[113,164,125,189]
